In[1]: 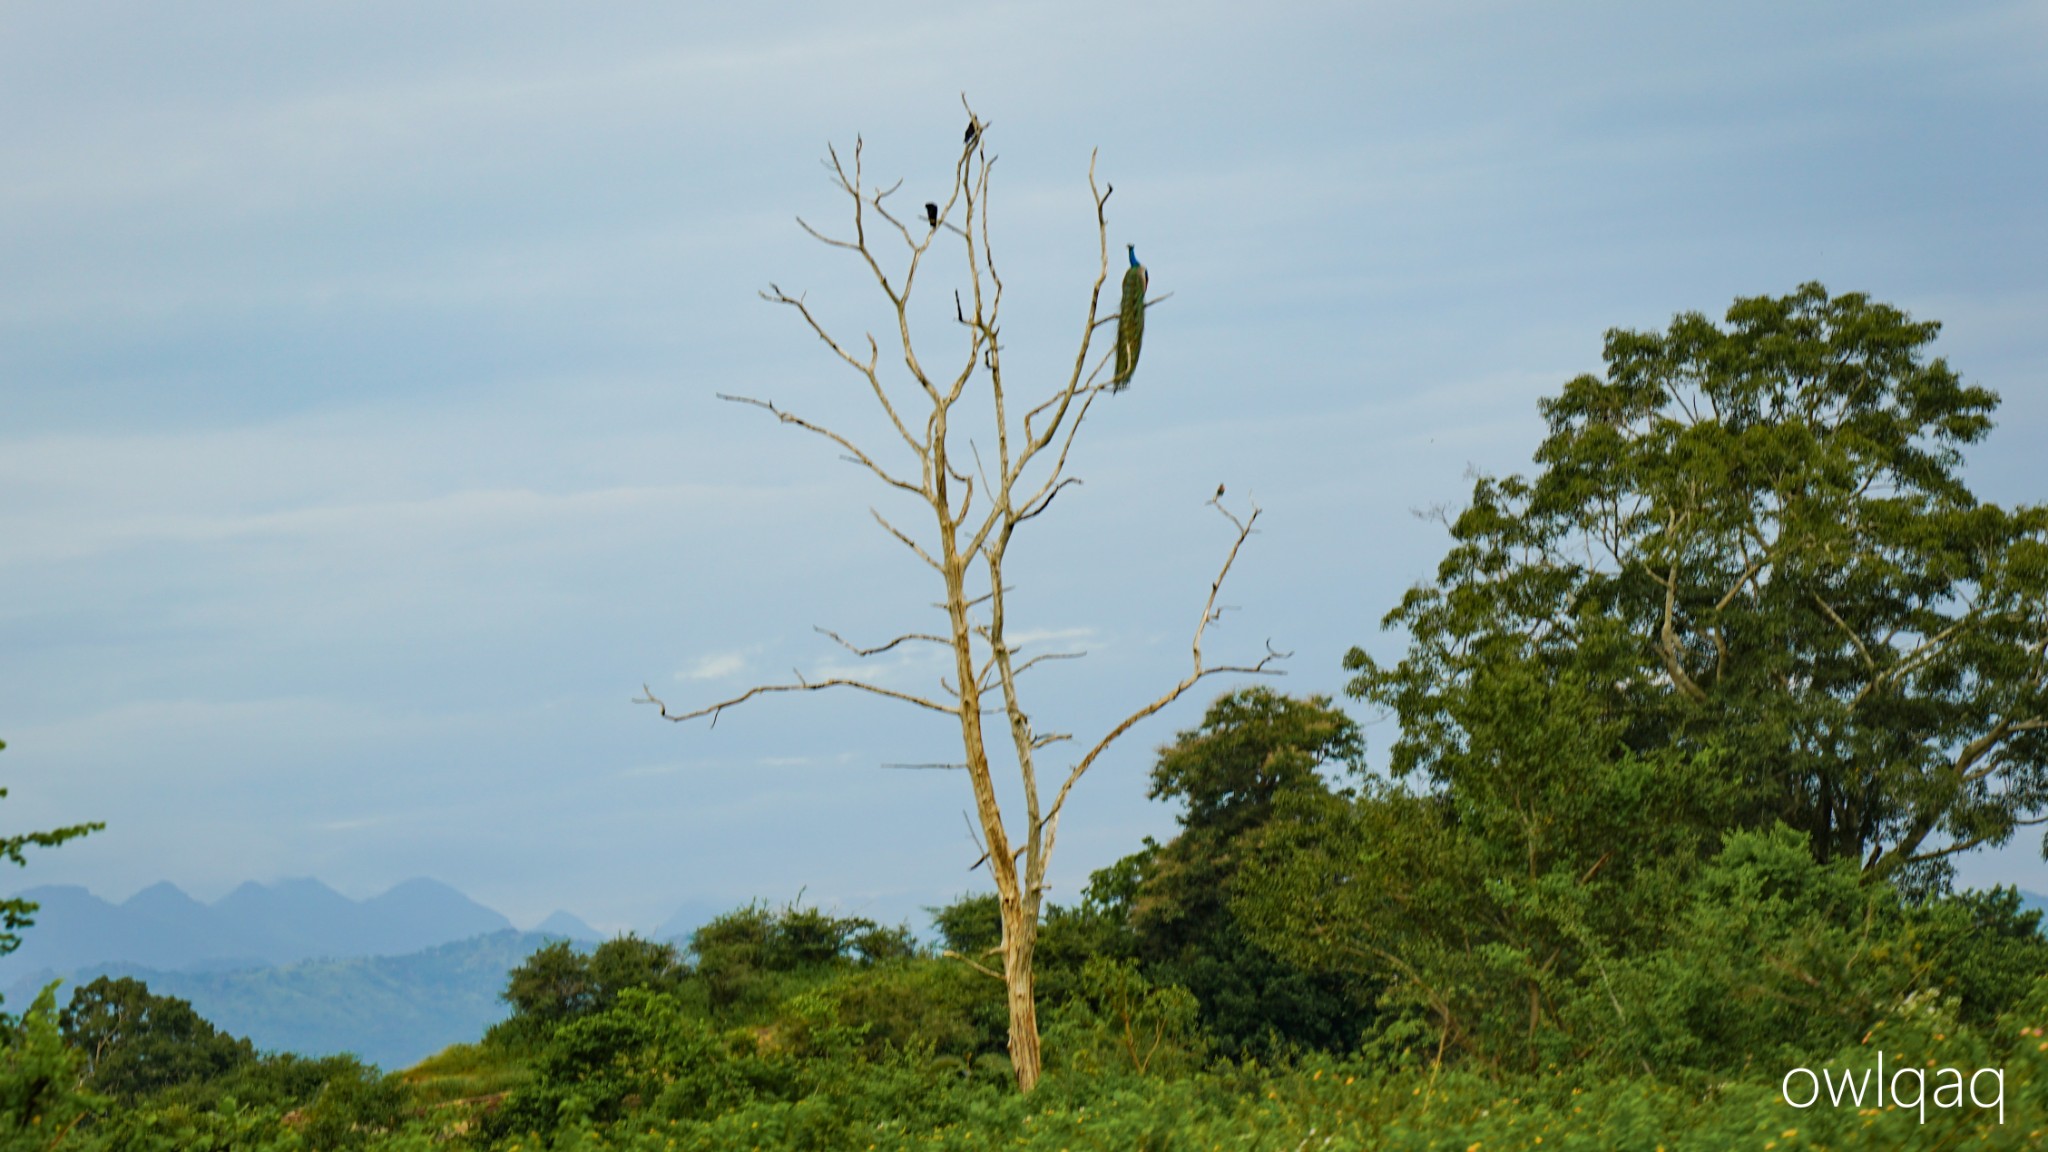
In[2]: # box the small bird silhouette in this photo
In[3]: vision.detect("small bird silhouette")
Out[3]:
[964,116,980,145]
[925,202,939,227]
[1215,483,1226,500]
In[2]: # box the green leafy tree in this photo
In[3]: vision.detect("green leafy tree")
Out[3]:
[928,894,1003,961]
[504,934,689,1033]
[56,977,254,1101]
[502,939,596,1028]
[1128,689,1377,1057]
[1240,287,2048,1076]
[0,739,102,961]
[0,986,102,1150]
[1349,283,2048,888]
[293,1059,409,1152]
[586,934,688,1007]
[1044,957,1205,1078]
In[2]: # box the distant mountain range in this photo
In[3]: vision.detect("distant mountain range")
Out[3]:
[0,878,520,975]
[0,877,737,1068]
[6,931,559,1071]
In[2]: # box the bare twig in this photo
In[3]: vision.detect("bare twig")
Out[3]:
[816,626,950,657]
[637,677,956,726]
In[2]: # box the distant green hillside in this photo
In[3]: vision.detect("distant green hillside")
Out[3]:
[46,930,558,1071]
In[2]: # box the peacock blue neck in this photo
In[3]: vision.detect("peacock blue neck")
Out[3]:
[1127,245,1140,268]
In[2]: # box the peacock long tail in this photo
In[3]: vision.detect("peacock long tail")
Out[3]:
[1113,250,1147,392]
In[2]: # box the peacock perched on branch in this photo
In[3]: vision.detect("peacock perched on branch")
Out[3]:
[1112,244,1147,393]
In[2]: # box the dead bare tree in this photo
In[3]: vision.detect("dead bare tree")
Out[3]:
[638,102,1282,1093]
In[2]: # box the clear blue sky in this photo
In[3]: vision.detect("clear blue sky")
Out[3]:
[4,2,2044,933]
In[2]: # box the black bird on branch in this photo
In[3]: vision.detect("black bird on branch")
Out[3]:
[925,202,939,227]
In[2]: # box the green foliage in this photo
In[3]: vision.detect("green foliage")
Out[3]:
[1227,286,2048,1079]
[929,893,1002,958]
[0,985,101,1150]
[1043,958,1205,1078]
[0,739,103,962]
[1349,284,2048,888]
[688,900,904,1017]
[393,1041,527,1110]
[488,987,758,1135]
[501,940,594,1027]
[1599,826,1920,1074]
[812,957,1005,1061]
[1109,689,1378,1057]
[498,933,689,1049]
[58,977,256,1101]
[294,1061,410,1152]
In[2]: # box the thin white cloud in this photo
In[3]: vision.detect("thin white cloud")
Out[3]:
[681,652,748,681]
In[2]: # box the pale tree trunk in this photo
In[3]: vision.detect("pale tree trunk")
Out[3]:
[999,894,1042,1090]
[639,101,1280,1093]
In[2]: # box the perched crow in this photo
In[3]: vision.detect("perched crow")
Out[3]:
[925,202,939,227]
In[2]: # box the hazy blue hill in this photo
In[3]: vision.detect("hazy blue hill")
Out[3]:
[0,877,518,978]
[3,885,260,974]
[2022,890,2048,917]
[361,878,514,953]
[214,878,364,961]
[122,880,209,920]
[533,910,602,941]
[48,930,554,1071]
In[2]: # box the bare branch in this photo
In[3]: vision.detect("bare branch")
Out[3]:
[1089,290,1174,329]
[1011,650,1086,677]
[719,393,925,498]
[637,676,958,725]
[815,626,950,657]
[942,949,1006,982]
[793,214,861,252]
[934,585,1014,613]
[870,507,943,571]
[1039,503,1287,858]
[760,285,922,458]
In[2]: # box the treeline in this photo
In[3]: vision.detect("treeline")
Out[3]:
[6,684,2047,1148]
[3,284,2047,1149]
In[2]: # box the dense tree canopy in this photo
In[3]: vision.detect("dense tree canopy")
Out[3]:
[1348,284,2048,887]
[503,935,688,1030]
[1123,689,1377,1056]
[1227,285,2048,1076]
[58,977,255,1101]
